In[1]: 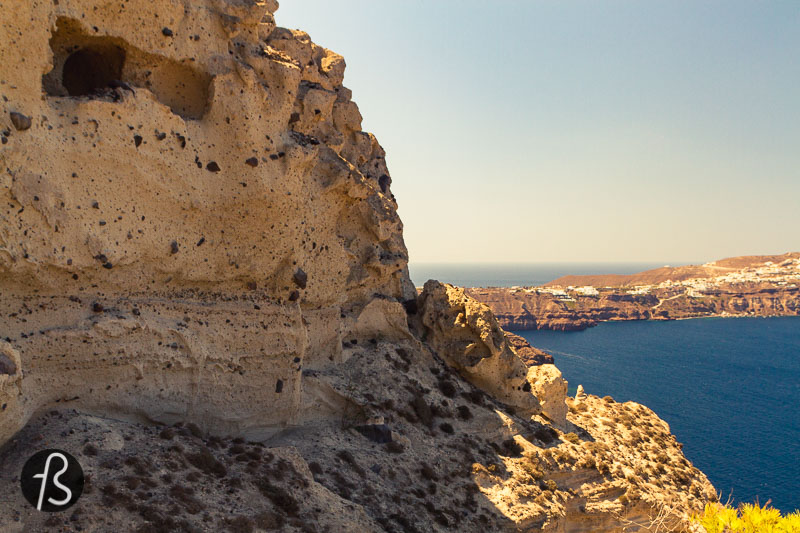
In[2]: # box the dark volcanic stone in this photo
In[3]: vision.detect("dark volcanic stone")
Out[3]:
[0,354,16,375]
[411,396,434,427]
[378,174,391,193]
[354,424,392,444]
[9,111,31,131]
[292,268,307,289]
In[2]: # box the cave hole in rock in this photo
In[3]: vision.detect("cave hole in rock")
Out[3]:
[62,46,125,96]
[44,17,211,119]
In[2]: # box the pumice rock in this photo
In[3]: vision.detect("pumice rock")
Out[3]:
[418,281,550,417]
[0,0,414,443]
[0,1,714,531]
[415,281,568,427]
[575,384,587,401]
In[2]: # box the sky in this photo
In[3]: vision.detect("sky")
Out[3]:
[276,1,800,265]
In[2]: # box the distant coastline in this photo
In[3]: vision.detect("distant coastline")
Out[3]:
[457,253,800,331]
[409,262,668,289]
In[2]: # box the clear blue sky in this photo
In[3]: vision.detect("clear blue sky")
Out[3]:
[277,1,800,264]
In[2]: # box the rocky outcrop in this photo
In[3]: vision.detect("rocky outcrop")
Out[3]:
[505,332,554,366]
[418,281,542,416]
[472,393,717,532]
[415,281,567,428]
[0,1,714,531]
[1,340,712,533]
[467,254,800,331]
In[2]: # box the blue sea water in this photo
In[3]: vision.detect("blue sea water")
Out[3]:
[516,318,800,513]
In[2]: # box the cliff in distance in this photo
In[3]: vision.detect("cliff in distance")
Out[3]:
[466,253,800,331]
[1,1,713,531]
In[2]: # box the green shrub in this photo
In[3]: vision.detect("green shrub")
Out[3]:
[520,458,545,481]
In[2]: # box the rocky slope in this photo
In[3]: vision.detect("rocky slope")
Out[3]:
[467,254,800,331]
[1,1,713,531]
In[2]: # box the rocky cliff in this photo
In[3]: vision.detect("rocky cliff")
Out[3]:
[0,2,713,531]
[467,254,800,331]
[1,0,417,443]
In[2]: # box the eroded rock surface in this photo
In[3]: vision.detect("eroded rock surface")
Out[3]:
[418,281,542,416]
[505,332,554,366]
[1,0,413,441]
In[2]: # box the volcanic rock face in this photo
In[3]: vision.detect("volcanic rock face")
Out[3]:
[1,2,714,531]
[1,0,415,441]
[504,332,554,366]
[418,281,541,415]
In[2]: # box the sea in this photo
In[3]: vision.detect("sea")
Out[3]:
[410,262,800,513]
[408,262,668,288]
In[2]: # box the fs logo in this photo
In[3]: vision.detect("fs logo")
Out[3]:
[20,449,84,512]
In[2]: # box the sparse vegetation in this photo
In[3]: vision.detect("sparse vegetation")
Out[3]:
[336,449,366,478]
[569,402,588,413]
[420,463,438,481]
[255,479,300,517]
[83,443,99,456]
[185,447,227,478]
[411,396,434,427]
[691,502,800,533]
[437,379,457,398]
[224,515,255,533]
[501,438,524,457]
[461,389,485,406]
[520,456,545,481]
[385,440,405,454]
